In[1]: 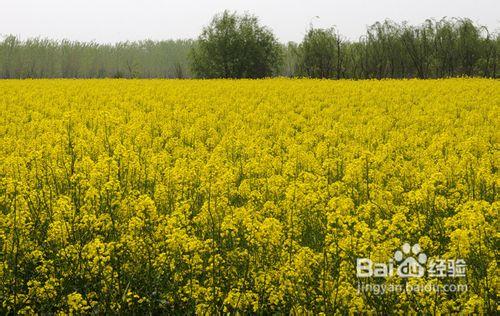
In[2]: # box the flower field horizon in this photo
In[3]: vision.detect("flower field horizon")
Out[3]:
[0,78,498,314]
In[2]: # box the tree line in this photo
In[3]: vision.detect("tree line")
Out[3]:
[0,37,193,79]
[1,12,498,79]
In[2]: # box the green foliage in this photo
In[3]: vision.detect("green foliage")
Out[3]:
[298,28,343,78]
[0,37,194,79]
[343,18,499,79]
[0,17,498,79]
[279,42,300,77]
[190,11,283,78]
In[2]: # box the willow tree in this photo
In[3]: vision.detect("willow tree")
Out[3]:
[298,28,344,79]
[190,11,283,78]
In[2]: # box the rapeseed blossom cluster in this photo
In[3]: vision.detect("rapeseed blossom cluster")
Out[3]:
[0,79,498,314]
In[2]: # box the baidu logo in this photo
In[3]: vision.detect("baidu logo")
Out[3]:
[356,242,468,294]
[356,242,465,278]
[394,243,427,277]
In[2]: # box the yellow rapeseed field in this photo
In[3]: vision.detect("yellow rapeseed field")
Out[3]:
[0,79,498,314]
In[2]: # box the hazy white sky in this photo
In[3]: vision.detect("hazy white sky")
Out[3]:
[2,0,499,43]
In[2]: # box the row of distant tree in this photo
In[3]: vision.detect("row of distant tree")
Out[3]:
[1,11,498,79]
[0,37,193,79]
